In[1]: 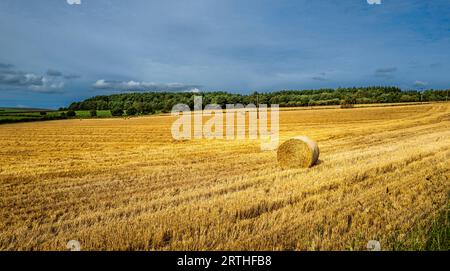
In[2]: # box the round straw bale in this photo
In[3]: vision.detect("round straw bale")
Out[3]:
[277,136,319,169]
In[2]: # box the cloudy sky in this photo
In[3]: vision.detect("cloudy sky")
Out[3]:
[0,0,449,108]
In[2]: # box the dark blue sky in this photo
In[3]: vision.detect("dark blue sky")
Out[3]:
[0,0,449,108]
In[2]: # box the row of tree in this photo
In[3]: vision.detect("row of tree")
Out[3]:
[63,87,450,115]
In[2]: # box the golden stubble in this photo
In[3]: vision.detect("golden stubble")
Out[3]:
[0,103,449,250]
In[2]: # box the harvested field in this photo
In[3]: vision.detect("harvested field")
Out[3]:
[0,103,449,250]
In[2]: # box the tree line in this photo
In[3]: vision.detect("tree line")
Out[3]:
[63,86,450,116]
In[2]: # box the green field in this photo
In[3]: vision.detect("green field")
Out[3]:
[0,108,113,124]
[72,110,112,118]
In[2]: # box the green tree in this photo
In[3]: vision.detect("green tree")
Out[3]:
[127,107,138,116]
[67,110,76,117]
[111,107,123,116]
[133,101,144,114]
[143,103,155,114]
[63,87,450,113]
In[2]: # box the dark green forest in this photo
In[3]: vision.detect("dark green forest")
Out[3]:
[65,86,449,115]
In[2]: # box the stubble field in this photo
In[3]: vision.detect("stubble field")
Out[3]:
[0,103,449,250]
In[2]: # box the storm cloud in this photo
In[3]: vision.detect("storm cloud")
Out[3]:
[0,1,449,108]
[46,69,63,77]
[0,71,44,87]
[0,64,74,93]
[312,76,328,81]
[0,62,14,69]
[374,67,397,79]
[63,74,81,80]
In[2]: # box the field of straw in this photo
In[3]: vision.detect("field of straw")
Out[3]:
[0,103,449,250]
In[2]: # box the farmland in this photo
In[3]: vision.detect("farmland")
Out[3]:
[0,102,449,250]
[0,108,112,124]
[0,108,60,123]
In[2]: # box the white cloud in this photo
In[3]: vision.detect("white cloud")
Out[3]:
[67,0,81,5]
[92,79,201,92]
[29,77,65,93]
[367,0,382,5]
[189,88,201,93]
[413,80,428,87]
[92,79,108,88]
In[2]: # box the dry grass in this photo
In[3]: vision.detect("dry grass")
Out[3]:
[0,103,449,250]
